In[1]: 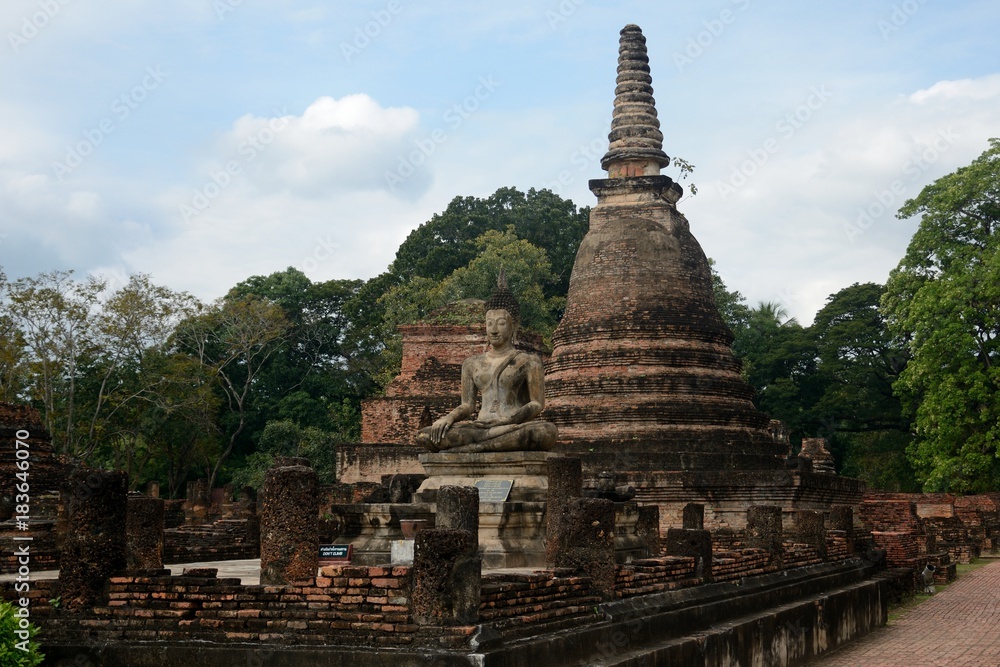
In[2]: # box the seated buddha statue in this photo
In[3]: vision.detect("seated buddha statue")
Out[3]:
[415,273,558,454]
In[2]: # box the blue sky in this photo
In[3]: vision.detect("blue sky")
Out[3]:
[2,0,998,323]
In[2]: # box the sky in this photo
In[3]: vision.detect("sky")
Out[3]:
[1,0,998,324]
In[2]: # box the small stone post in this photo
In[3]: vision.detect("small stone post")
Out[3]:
[412,528,481,625]
[259,458,319,585]
[437,485,479,535]
[59,469,128,610]
[665,528,713,582]
[830,505,855,555]
[796,510,828,560]
[126,495,164,571]
[636,505,661,557]
[551,498,616,600]
[683,503,705,530]
[747,505,784,566]
[546,457,582,564]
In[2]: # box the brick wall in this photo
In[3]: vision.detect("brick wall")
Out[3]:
[5,566,472,650]
[163,518,259,564]
[860,498,923,532]
[712,549,775,582]
[480,570,601,629]
[872,532,921,566]
[615,556,698,596]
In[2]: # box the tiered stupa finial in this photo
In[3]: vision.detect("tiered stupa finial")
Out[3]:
[601,24,671,178]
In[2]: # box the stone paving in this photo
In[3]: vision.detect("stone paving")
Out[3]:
[814,559,1000,666]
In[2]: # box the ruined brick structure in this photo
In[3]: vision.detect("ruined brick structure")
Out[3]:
[361,300,546,445]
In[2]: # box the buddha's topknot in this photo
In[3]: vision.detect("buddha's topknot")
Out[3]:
[483,268,520,320]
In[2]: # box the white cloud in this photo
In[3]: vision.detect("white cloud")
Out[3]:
[191,94,424,200]
[688,73,1000,323]
[111,93,439,298]
[909,74,1000,104]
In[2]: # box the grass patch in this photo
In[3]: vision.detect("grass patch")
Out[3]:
[886,557,990,624]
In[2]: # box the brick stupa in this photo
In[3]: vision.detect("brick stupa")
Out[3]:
[544,25,862,529]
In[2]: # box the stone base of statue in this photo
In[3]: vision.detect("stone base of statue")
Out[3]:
[329,451,651,569]
[414,451,556,568]
[412,451,554,503]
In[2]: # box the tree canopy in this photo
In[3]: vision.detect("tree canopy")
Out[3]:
[883,138,1000,492]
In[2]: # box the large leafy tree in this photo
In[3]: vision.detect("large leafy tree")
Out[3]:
[811,283,915,489]
[226,268,367,441]
[78,274,198,462]
[883,138,1000,492]
[344,187,589,394]
[732,301,820,436]
[390,186,589,297]
[709,259,750,338]
[173,295,290,488]
[3,270,105,455]
[0,270,27,403]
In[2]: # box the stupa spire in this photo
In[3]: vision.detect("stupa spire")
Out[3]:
[601,24,671,178]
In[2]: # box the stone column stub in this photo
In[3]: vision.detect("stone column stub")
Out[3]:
[665,528,713,582]
[796,509,828,560]
[126,495,164,571]
[551,497,616,600]
[59,468,128,611]
[437,485,479,535]
[412,528,481,626]
[747,505,784,564]
[259,462,319,585]
[546,457,583,565]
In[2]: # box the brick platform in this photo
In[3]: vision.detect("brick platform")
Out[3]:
[815,560,1000,666]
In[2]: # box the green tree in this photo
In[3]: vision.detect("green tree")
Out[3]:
[173,295,290,488]
[811,283,916,489]
[0,270,26,403]
[732,301,820,438]
[78,274,198,463]
[390,187,589,297]
[3,270,105,455]
[226,268,367,441]
[883,138,1000,492]
[344,187,590,389]
[229,419,340,490]
[708,259,750,337]
[135,350,222,497]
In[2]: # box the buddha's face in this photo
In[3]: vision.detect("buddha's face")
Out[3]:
[485,309,516,348]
